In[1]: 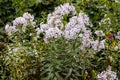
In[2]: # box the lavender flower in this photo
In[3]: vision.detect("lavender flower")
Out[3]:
[54,3,76,16]
[5,24,17,35]
[44,27,63,43]
[13,17,27,27]
[91,40,105,51]
[115,31,120,40]
[5,12,36,36]
[23,12,34,22]
[97,66,117,80]
[38,3,93,42]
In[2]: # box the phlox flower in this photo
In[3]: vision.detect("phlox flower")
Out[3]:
[84,30,92,38]
[13,17,27,27]
[97,66,117,80]
[82,38,91,47]
[95,30,105,36]
[5,12,36,36]
[91,40,99,51]
[115,31,120,40]
[98,40,106,51]
[23,12,34,22]
[5,24,18,35]
[117,31,120,35]
[91,40,105,51]
[44,27,63,43]
[38,3,93,43]
[54,3,76,15]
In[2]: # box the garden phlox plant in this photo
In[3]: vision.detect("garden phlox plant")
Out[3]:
[3,3,119,80]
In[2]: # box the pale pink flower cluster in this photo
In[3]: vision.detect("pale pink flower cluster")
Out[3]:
[13,17,27,27]
[91,40,105,51]
[65,13,105,51]
[54,3,76,16]
[36,3,92,40]
[79,36,105,51]
[115,31,120,40]
[13,12,35,27]
[97,66,117,80]
[64,12,93,40]
[44,27,63,43]
[23,12,34,21]
[5,24,17,35]
[36,3,106,52]
[36,3,77,43]
[5,12,35,35]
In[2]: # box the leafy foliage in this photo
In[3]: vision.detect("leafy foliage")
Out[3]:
[0,0,120,80]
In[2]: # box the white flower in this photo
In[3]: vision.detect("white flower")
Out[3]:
[13,17,27,27]
[65,21,76,30]
[5,12,36,36]
[64,30,71,39]
[64,12,92,40]
[107,70,117,80]
[82,38,91,47]
[47,14,57,25]
[44,27,63,43]
[91,39,105,51]
[114,46,118,51]
[64,30,75,40]
[5,24,17,35]
[95,30,105,36]
[36,28,42,35]
[77,14,84,26]
[23,12,34,22]
[40,23,50,32]
[54,18,64,28]
[47,14,63,29]
[97,66,117,80]
[78,12,92,27]
[5,24,11,35]
[115,36,120,40]
[91,40,99,51]
[98,40,105,50]
[84,30,92,38]
[69,16,78,25]
[79,34,83,38]
[115,31,120,40]
[97,71,107,80]
[64,27,80,40]
[38,3,92,42]
[54,3,76,15]
[117,31,120,35]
